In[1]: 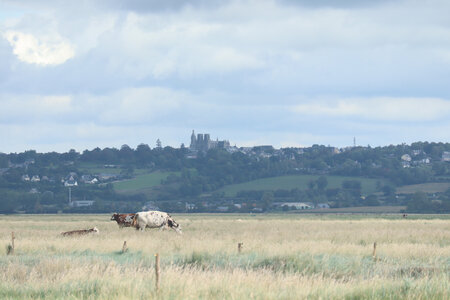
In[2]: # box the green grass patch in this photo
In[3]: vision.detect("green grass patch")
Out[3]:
[113,171,179,193]
[396,182,450,194]
[218,175,383,196]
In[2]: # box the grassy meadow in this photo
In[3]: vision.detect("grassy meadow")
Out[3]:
[112,171,178,194]
[395,182,450,194]
[0,214,449,299]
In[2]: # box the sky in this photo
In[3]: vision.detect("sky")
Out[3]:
[1,0,450,153]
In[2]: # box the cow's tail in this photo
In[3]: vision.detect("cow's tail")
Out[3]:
[132,213,138,228]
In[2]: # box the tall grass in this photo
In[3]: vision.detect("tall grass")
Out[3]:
[0,214,449,299]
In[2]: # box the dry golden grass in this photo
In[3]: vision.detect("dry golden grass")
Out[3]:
[0,214,449,299]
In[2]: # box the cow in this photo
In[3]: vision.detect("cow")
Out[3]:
[110,213,136,228]
[132,211,182,234]
[61,227,99,237]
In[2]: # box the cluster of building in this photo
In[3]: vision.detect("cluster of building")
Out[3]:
[20,172,120,187]
[21,174,50,182]
[400,150,434,168]
[189,130,230,153]
[183,201,330,212]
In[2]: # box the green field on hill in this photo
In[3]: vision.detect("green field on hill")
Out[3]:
[396,182,450,194]
[218,175,383,196]
[113,171,178,193]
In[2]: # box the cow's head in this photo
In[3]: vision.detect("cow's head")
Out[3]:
[168,217,182,234]
[92,227,99,234]
[110,213,118,221]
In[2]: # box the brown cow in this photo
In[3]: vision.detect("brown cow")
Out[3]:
[111,213,135,228]
[61,227,99,236]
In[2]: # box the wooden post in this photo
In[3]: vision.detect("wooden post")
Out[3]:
[238,242,243,253]
[155,253,160,292]
[122,241,127,253]
[372,242,377,261]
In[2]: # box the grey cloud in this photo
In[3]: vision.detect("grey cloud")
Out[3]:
[2,0,450,152]
[278,0,395,9]
[0,38,13,84]
[2,0,397,12]
[1,0,228,13]
[98,0,228,12]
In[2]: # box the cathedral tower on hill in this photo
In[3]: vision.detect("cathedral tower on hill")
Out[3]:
[189,130,229,152]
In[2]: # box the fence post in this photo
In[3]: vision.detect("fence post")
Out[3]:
[238,242,243,253]
[122,241,127,253]
[6,232,15,255]
[372,242,377,261]
[11,232,15,255]
[155,253,160,292]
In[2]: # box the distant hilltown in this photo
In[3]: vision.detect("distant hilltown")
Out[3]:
[1,130,450,214]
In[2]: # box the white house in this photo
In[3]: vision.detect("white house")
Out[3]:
[64,176,78,187]
[88,178,99,184]
[401,154,412,162]
[185,203,196,210]
[69,200,94,207]
[442,152,450,162]
[412,150,422,156]
[276,202,313,210]
[81,175,99,184]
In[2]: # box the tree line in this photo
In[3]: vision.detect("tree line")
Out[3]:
[1,141,450,213]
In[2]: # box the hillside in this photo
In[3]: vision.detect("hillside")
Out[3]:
[113,171,179,194]
[1,142,450,213]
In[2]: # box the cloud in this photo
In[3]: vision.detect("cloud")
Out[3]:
[293,98,450,122]
[3,0,450,92]
[0,94,73,122]
[0,87,189,125]
[95,87,185,125]
[2,89,450,152]
[1,0,450,152]
[4,30,74,65]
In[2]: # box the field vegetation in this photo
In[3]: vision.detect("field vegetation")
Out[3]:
[1,214,449,299]
[113,171,179,194]
[396,182,450,194]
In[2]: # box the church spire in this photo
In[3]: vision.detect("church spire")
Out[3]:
[190,130,196,149]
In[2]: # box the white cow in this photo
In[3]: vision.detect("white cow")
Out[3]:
[132,211,182,234]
